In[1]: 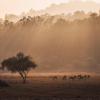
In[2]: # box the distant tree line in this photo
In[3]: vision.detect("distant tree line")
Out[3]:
[0,11,100,73]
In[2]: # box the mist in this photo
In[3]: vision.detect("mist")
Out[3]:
[0,11,100,73]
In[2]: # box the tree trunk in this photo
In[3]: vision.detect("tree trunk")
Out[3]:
[19,72,27,84]
[23,77,26,84]
[23,72,27,84]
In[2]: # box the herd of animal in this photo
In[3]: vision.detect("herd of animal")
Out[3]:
[51,74,91,80]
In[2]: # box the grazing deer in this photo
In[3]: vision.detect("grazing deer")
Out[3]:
[69,76,76,80]
[83,75,91,79]
[77,74,91,80]
[62,75,67,80]
[52,76,58,80]
[77,75,83,80]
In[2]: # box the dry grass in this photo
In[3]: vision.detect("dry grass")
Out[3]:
[0,75,100,100]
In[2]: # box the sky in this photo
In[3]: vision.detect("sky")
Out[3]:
[0,0,100,18]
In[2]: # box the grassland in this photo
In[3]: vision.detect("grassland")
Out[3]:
[0,75,100,100]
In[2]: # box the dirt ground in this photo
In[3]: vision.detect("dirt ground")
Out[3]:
[0,75,100,100]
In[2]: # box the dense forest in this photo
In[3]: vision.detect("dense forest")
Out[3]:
[0,12,100,73]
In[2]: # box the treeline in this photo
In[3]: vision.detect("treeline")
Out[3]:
[0,12,100,72]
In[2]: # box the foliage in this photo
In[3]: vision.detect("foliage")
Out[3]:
[1,52,37,83]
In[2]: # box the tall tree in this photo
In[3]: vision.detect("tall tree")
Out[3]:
[1,52,37,84]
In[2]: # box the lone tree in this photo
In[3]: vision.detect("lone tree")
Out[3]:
[1,52,37,84]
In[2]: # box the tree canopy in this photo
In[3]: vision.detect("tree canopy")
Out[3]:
[1,52,37,83]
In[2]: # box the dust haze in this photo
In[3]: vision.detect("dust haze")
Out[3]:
[0,1,100,74]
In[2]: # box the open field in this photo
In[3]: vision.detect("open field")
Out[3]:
[0,75,100,100]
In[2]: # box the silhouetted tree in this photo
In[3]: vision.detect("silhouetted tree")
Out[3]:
[1,52,37,84]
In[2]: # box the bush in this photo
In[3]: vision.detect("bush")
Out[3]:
[0,80,10,88]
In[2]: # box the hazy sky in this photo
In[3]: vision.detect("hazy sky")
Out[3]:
[0,0,100,18]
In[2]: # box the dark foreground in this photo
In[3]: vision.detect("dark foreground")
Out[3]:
[0,75,100,100]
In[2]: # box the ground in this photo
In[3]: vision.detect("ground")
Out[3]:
[0,75,100,100]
